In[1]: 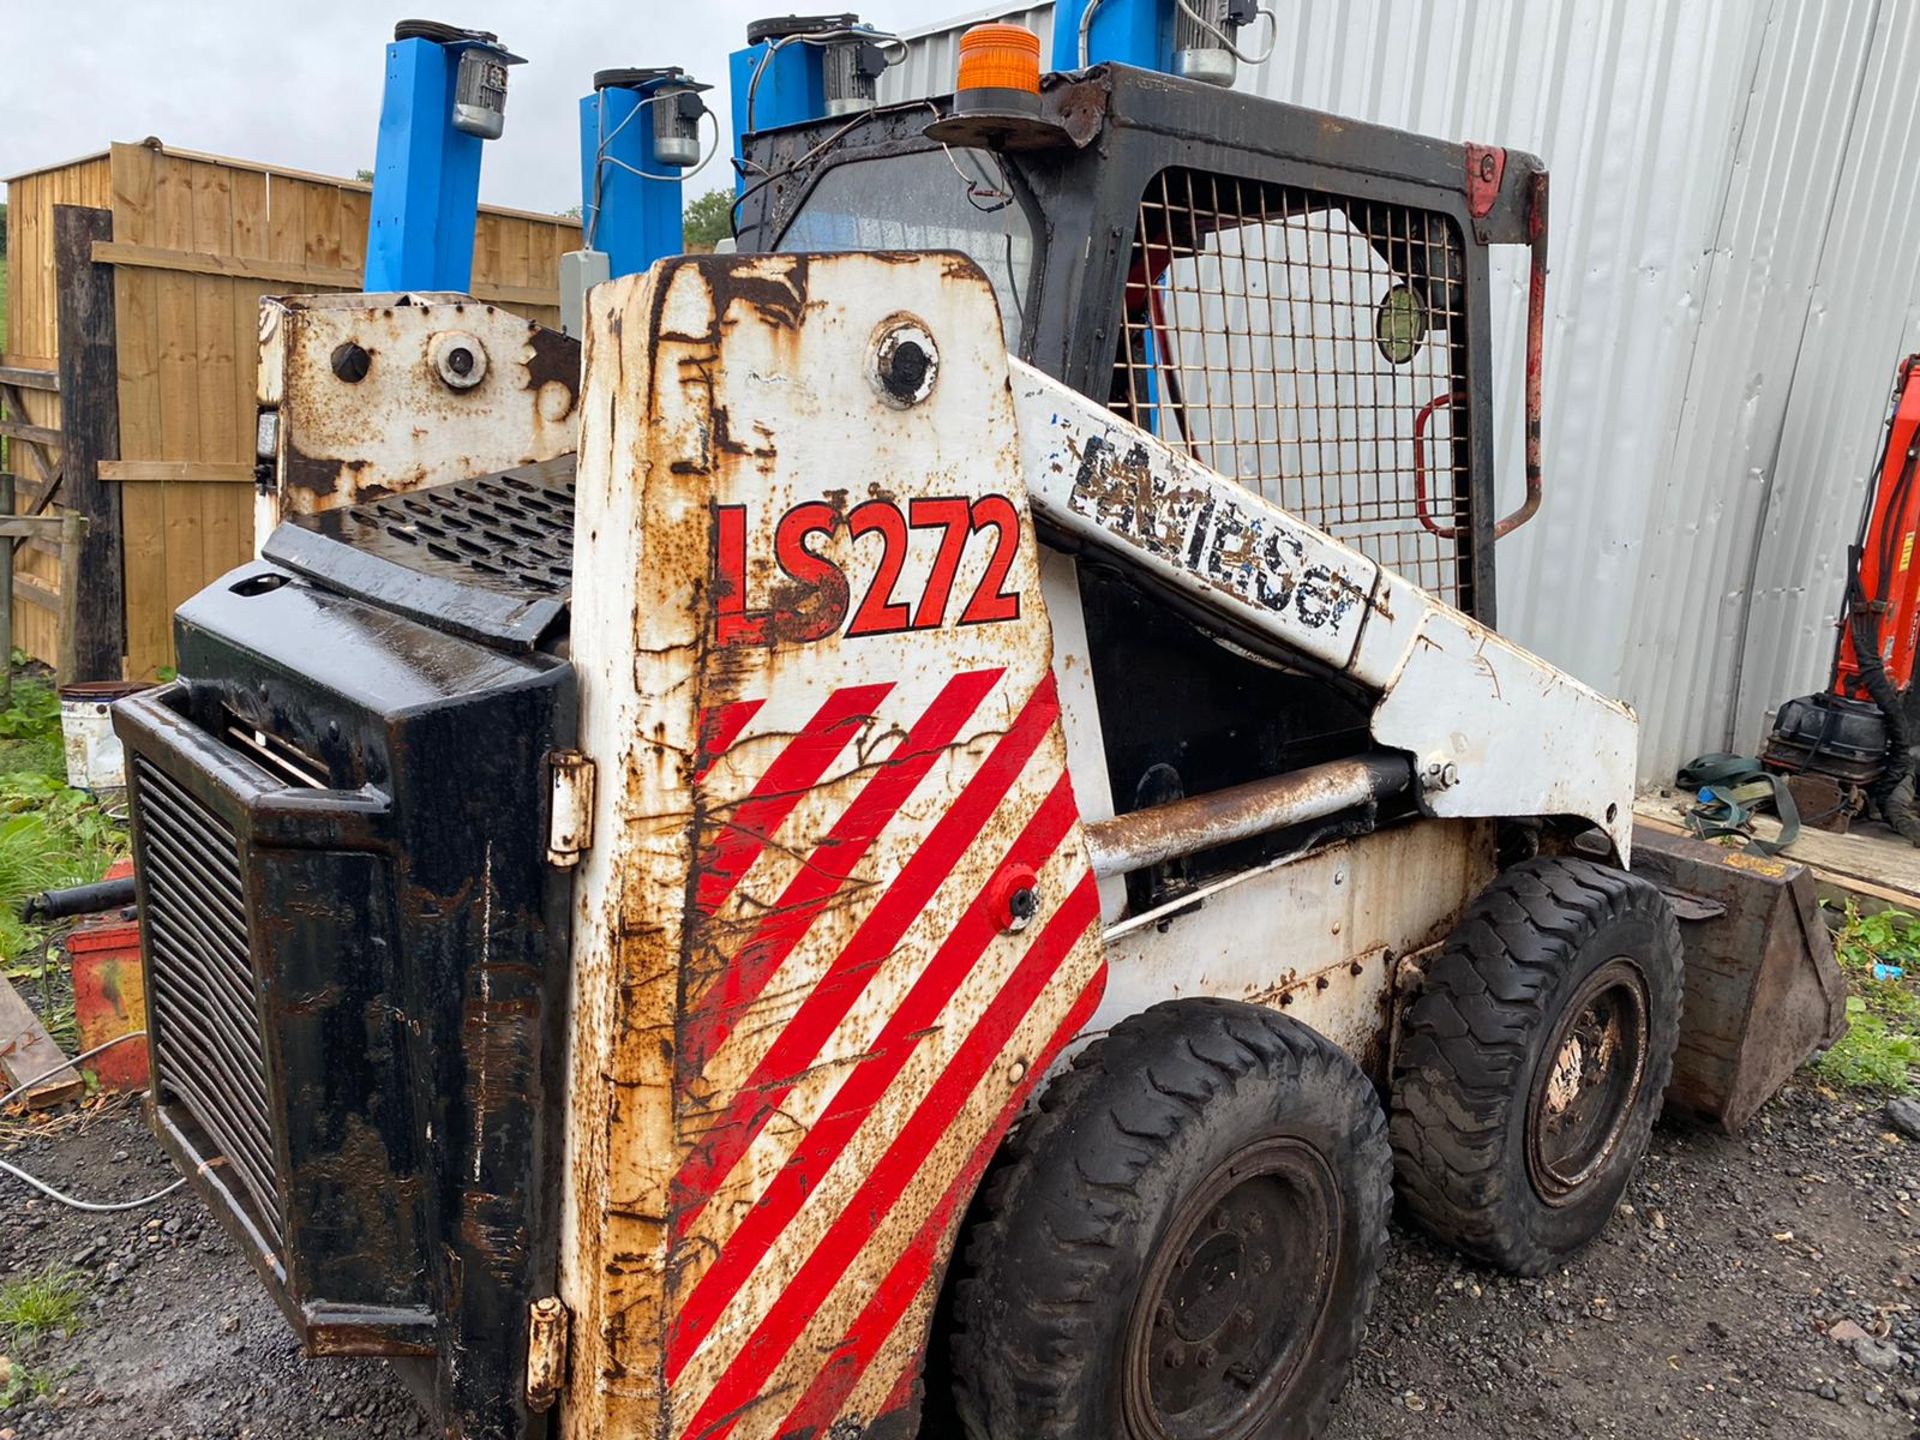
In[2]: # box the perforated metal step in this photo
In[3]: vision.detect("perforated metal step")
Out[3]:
[263,455,577,652]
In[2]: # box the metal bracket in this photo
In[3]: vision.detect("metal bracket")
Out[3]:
[547,751,597,866]
[1464,142,1506,219]
[525,1295,570,1411]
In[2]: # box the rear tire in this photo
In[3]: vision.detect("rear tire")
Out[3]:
[950,998,1390,1440]
[1390,857,1682,1274]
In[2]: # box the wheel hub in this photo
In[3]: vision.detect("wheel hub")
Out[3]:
[1124,1140,1341,1440]
[1527,957,1650,1204]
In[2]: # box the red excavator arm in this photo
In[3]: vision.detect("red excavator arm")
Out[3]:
[1835,354,1920,699]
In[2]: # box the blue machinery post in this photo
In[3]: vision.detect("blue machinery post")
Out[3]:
[1050,0,1176,72]
[728,33,831,179]
[365,23,521,293]
[727,16,900,195]
[579,70,710,281]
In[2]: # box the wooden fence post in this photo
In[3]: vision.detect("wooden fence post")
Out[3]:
[0,471,13,708]
[55,513,88,688]
[53,204,125,681]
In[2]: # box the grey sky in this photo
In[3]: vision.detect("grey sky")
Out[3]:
[1,1,975,210]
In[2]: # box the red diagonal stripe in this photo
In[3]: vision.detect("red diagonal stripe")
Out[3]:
[772,966,1107,1438]
[682,667,1004,1076]
[667,777,1082,1379]
[671,673,1059,1238]
[695,699,766,783]
[677,869,1102,1436]
[695,683,893,918]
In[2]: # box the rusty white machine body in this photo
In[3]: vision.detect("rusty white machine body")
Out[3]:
[552,252,1636,1437]
[114,36,1843,1440]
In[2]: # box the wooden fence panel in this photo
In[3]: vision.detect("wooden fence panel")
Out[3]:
[3,156,113,666]
[9,141,579,678]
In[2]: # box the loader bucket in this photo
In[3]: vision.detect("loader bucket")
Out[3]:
[1630,825,1848,1132]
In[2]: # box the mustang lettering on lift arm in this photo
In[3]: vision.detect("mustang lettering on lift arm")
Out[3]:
[713,496,1023,647]
[1068,432,1370,630]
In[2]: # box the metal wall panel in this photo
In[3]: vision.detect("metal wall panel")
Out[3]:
[879,4,1057,103]
[1729,0,1920,754]
[888,0,1919,782]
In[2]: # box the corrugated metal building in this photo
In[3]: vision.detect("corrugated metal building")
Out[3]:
[880,0,1920,783]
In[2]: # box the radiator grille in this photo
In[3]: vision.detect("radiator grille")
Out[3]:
[133,758,281,1240]
[1111,168,1475,609]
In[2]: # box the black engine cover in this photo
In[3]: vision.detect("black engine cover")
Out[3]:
[1763,691,1888,783]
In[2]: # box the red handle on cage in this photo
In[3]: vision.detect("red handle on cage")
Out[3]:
[1413,391,1460,539]
[1495,170,1549,540]
[1419,171,1550,545]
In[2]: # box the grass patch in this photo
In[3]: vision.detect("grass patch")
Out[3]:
[0,665,125,1052]
[0,1355,67,1412]
[0,1264,84,1414]
[1814,903,1920,1094]
[0,1264,86,1347]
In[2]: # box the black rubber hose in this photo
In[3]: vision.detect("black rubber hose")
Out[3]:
[22,874,136,923]
[1847,557,1920,844]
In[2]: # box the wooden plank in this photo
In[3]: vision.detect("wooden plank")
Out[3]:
[0,419,63,448]
[305,181,343,274]
[0,972,84,1109]
[268,172,308,267]
[1635,795,1920,911]
[191,170,241,589]
[0,517,84,540]
[54,205,127,681]
[88,241,562,308]
[0,367,59,392]
[152,158,208,648]
[112,143,172,681]
[232,177,272,579]
[93,238,360,290]
[9,472,55,503]
[14,571,60,611]
[2,148,111,186]
[231,169,269,260]
[1,473,13,700]
[99,459,253,483]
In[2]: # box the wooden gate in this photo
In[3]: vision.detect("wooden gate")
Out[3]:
[3,140,581,680]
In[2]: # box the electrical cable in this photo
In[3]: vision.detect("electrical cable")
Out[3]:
[0,1157,185,1214]
[600,109,723,187]
[729,101,942,241]
[1078,0,1106,67]
[585,93,725,251]
[0,1031,187,1214]
[1175,0,1280,65]
[745,25,907,135]
[0,1031,149,1111]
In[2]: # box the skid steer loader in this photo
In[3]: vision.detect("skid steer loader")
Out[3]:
[110,35,1844,1440]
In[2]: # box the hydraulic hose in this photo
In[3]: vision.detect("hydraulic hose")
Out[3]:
[1846,553,1920,844]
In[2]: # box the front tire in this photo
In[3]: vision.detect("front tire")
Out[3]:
[1390,856,1683,1274]
[950,999,1391,1440]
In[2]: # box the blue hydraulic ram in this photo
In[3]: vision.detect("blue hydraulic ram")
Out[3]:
[364,20,522,294]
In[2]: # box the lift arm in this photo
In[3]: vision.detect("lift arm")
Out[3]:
[1010,359,1637,858]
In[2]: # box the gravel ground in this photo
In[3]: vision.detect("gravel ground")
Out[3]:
[1,1080,1916,1439]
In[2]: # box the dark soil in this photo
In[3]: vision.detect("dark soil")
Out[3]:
[2,1081,1917,1439]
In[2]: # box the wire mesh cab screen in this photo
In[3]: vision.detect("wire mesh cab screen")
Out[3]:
[1111,169,1474,607]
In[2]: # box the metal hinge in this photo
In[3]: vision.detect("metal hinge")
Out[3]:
[547,751,596,866]
[526,1295,570,1412]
